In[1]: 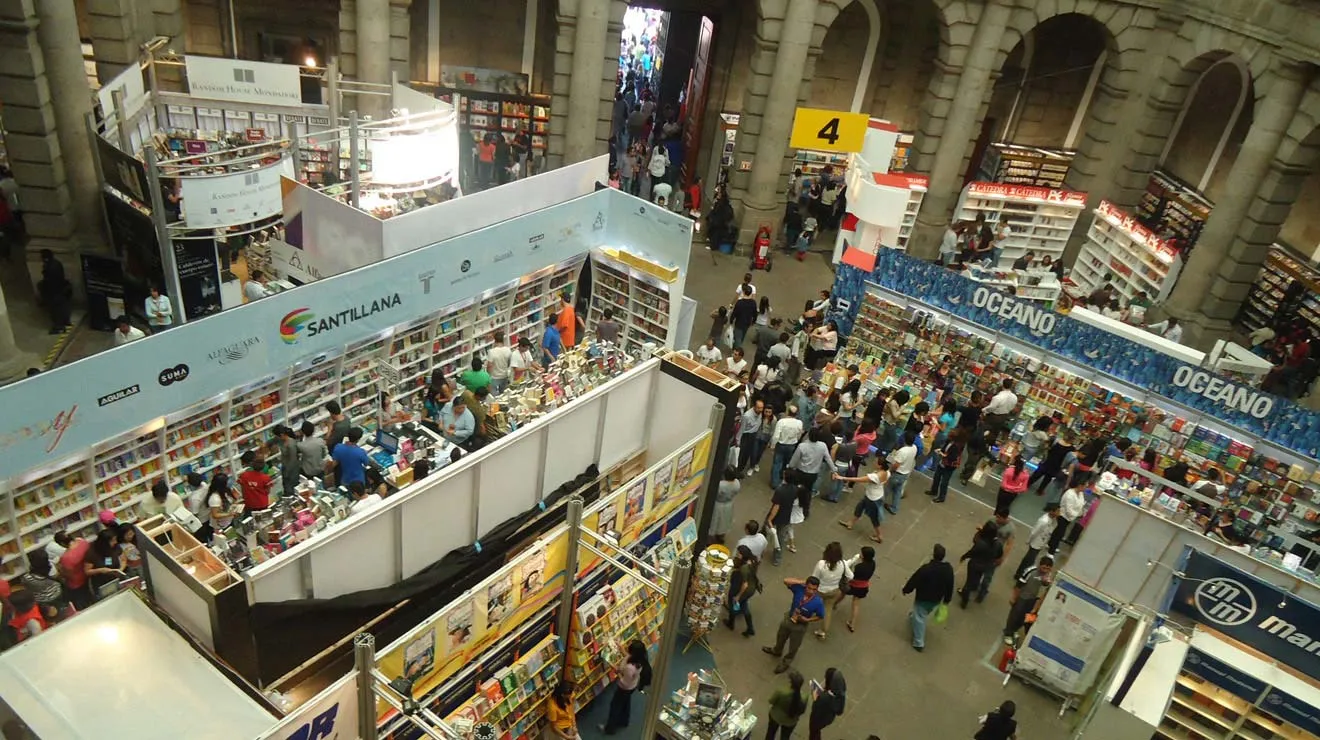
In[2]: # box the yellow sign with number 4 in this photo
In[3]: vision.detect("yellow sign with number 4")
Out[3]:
[789,107,869,153]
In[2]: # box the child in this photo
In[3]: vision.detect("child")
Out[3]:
[796,216,818,261]
[119,525,142,578]
[709,306,729,347]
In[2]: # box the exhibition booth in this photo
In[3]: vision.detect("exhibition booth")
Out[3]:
[828,120,928,270]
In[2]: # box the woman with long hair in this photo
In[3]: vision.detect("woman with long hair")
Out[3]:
[807,668,846,740]
[765,669,808,740]
[756,296,773,327]
[599,640,652,734]
[841,547,876,632]
[929,427,967,503]
[996,456,1030,512]
[207,473,239,535]
[725,544,759,636]
[546,681,578,740]
[958,521,1001,608]
[811,541,852,640]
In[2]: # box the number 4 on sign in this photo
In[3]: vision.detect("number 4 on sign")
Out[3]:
[789,108,868,153]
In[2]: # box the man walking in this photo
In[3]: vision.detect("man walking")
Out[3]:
[884,431,918,515]
[978,508,1015,602]
[768,405,804,488]
[901,544,955,652]
[1004,555,1054,643]
[1015,503,1058,580]
[738,398,766,473]
[981,378,1019,441]
[1052,475,1090,553]
[762,576,825,673]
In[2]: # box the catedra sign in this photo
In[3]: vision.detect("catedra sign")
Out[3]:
[970,286,1056,335]
[1171,366,1274,419]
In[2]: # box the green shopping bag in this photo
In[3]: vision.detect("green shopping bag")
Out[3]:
[932,603,949,625]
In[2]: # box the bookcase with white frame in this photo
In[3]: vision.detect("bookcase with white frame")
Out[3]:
[586,252,673,354]
[953,182,1087,269]
[0,256,590,580]
[1074,199,1181,303]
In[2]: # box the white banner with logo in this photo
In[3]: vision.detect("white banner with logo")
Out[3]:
[0,188,648,482]
[1014,574,1126,695]
[255,671,358,740]
[180,158,295,228]
[186,55,303,107]
[270,239,331,283]
[97,64,148,120]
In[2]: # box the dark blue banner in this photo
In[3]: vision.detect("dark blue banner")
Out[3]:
[1182,648,1267,703]
[1262,688,1320,736]
[1170,550,1320,681]
[831,250,1320,458]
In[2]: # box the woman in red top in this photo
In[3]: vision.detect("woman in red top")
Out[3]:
[477,135,497,186]
[995,456,1031,513]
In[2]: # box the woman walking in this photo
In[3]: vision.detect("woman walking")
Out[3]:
[710,469,740,543]
[725,545,760,636]
[835,459,888,543]
[996,456,1030,512]
[599,640,652,734]
[958,521,1001,608]
[807,668,846,740]
[811,542,851,640]
[765,670,808,740]
[841,546,876,632]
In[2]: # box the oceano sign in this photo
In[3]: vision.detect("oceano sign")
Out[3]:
[1172,366,1275,419]
[969,286,1056,335]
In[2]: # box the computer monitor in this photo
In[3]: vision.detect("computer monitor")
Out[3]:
[376,429,400,454]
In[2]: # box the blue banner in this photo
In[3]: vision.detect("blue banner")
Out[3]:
[1171,550,1320,680]
[1181,648,1268,703]
[831,250,1320,458]
[1262,688,1320,735]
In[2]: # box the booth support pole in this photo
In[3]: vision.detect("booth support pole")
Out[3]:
[144,147,187,325]
[556,495,584,641]
[693,403,725,530]
[355,633,380,740]
[640,555,692,740]
[350,111,362,209]
[329,59,342,126]
[289,121,302,177]
[84,113,114,246]
[110,89,131,153]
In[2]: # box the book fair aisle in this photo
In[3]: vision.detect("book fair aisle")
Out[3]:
[1236,245,1320,337]
[1075,199,1184,303]
[952,182,1087,268]
[832,251,1320,571]
[369,428,718,740]
[587,248,678,353]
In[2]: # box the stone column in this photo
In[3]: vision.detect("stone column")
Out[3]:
[730,0,816,240]
[563,0,609,163]
[908,0,1010,258]
[349,0,390,119]
[1165,58,1309,342]
[86,0,140,83]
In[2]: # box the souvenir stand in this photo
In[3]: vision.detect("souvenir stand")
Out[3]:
[681,545,733,654]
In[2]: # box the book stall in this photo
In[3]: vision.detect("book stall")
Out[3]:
[658,669,757,740]
[952,183,1087,270]
[1136,168,1213,249]
[1075,199,1184,304]
[1236,244,1320,338]
[976,142,1075,189]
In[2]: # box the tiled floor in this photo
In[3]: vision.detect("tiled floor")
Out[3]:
[678,237,1077,739]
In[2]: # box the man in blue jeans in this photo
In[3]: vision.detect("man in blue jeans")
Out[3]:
[762,576,825,672]
[767,405,804,488]
[902,544,955,652]
[885,431,919,515]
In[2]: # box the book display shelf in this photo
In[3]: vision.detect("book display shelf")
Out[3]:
[438,635,563,740]
[567,571,665,711]
[1137,169,1213,248]
[841,289,1320,549]
[1075,199,1182,302]
[1237,246,1320,336]
[442,88,550,155]
[976,143,1075,188]
[793,149,849,181]
[587,252,673,353]
[0,257,592,581]
[892,176,928,251]
[953,183,1087,268]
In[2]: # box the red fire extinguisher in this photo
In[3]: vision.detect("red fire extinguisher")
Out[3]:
[751,225,772,270]
[997,643,1017,673]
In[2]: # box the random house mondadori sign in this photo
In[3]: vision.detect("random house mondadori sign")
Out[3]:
[1172,551,1320,677]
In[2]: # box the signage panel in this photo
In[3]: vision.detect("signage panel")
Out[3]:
[180,158,294,228]
[185,55,303,107]
[789,108,869,154]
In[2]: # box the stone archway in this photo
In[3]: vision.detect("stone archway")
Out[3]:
[1159,53,1254,202]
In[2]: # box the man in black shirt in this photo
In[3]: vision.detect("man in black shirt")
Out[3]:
[902,544,955,651]
[765,482,800,566]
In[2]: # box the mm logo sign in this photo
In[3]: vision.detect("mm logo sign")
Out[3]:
[285,703,340,740]
[1194,577,1257,627]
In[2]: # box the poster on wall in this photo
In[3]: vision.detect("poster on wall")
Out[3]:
[652,458,676,507]
[1013,575,1124,694]
[172,238,223,320]
[597,498,618,535]
[403,628,436,680]
[515,549,546,602]
[445,598,475,653]
[80,254,125,332]
[623,478,648,531]
[485,572,514,627]
[97,137,150,205]
[180,158,294,228]
[103,192,162,281]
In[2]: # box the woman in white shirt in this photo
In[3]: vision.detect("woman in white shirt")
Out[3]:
[752,356,782,391]
[207,474,239,536]
[755,297,772,327]
[144,285,173,331]
[811,541,853,640]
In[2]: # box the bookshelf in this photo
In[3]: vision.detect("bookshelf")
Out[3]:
[586,252,673,353]
[0,257,589,580]
[1075,199,1182,303]
[976,143,1075,188]
[793,149,849,181]
[441,634,562,740]
[953,182,1087,268]
[1137,169,1213,248]
[1236,245,1320,337]
[567,572,664,711]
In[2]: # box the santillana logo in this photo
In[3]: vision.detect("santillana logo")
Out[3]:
[281,308,316,345]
